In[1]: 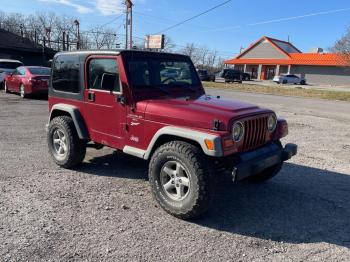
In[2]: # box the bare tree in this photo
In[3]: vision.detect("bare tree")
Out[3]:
[0,11,121,51]
[162,36,175,52]
[181,43,200,65]
[332,26,350,64]
[87,27,117,49]
[197,46,209,69]
[206,50,218,73]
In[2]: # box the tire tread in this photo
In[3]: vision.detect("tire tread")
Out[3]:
[149,141,214,219]
[48,116,86,168]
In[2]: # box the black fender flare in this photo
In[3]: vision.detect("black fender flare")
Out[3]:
[49,104,89,140]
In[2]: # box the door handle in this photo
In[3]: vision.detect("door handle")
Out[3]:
[88,92,95,102]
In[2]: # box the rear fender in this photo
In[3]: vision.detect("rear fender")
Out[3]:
[48,104,89,140]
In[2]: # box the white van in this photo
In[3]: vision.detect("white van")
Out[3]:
[0,59,24,86]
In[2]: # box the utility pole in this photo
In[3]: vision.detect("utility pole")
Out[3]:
[66,34,70,50]
[74,20,80,50]
[63,31,66,51]
[125,5,128,49]
[125,0,133,49]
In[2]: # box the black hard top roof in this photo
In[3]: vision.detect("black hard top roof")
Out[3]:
[54,49,189,59]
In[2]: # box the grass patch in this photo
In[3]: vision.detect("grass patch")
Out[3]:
[202,82,350,102]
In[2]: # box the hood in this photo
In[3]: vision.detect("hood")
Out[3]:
[140,95,271,130]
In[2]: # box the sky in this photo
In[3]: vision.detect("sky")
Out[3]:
[1,0,350,59]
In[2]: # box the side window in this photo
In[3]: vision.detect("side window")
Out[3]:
[88,58,120,92]
[52,55,80,93]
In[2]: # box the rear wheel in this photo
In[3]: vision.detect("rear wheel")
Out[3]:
[48,116,86,168]
[149,141,215,219]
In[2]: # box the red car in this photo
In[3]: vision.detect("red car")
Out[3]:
[4,66,51,98]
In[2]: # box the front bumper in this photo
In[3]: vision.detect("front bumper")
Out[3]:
[232,143,297,181]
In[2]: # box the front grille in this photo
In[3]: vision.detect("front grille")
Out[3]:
[242,116,268,151]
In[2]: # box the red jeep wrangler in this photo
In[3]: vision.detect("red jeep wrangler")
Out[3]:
[47,50,297,219]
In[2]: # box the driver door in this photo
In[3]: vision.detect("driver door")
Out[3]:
[84,56,126,149]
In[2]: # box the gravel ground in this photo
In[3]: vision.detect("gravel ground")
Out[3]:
[0,90,349,261]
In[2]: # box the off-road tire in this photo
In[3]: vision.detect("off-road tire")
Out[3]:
[248,141,283,183]
[47,116,86,168]
[149,141,215,220]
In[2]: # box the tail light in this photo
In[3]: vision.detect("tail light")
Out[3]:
[29,77,49,87]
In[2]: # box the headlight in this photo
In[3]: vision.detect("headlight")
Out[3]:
[267,115,277,132]
[232,121,244,142]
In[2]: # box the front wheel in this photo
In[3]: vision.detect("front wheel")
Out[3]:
[4,82,9,93]
[47,116,86,168]
[149,141,215,219]
[20,84,26,98]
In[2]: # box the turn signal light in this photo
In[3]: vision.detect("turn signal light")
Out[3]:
[204,139,214,151]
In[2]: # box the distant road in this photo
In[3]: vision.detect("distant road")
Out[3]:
[206,87,350,121]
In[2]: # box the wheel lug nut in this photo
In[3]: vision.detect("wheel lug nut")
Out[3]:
[179,179,182,183]
[171,181,175,184]
[171,175,174,178]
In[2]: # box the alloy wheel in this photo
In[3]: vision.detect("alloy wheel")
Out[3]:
[52,129,67,159]
[160,161,191,201]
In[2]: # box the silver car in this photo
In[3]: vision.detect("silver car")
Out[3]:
[0,59,23,87]
[273,74,306,85]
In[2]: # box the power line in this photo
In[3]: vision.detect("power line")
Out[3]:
[200,7,350,33]
[155,0,232,34]
[133,10,216,30]
[99,13,125,27]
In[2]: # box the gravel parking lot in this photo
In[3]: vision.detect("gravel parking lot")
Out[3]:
[1,90,349,261]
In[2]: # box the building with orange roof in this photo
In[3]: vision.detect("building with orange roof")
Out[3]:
[225,36,350,86]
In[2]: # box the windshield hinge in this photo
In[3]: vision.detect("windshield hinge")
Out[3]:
[213,119,220,131]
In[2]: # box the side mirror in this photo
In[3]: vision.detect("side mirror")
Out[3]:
[101,73,117,92]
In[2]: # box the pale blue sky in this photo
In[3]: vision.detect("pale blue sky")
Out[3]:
[1,0,350,58]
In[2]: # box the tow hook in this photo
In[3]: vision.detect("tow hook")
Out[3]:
[282,143,298,161]
[231,167,238,183]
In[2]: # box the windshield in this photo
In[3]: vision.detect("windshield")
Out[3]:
[0,62,23,69]
[28,67,51,75]
[124,54,201,91]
